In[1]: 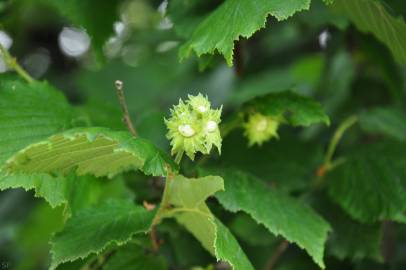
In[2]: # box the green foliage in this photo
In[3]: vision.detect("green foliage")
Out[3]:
[42,0,120,61]
[103,243,167,270]
[245,91,330,127]
[179,0,333,65]
[332,0,406,63]
[202,169,331,268]
[0,79,73,164]
[3,127,177,177]
[2,0,406,269]
[359,107,406,141]
[50,199,155,269]
[156,174,254,270]
[328,142,406,223]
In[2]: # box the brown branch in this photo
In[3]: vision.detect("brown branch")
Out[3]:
[267,240,289,270]
[150,227,160,252]
[114,80,137,137]
[233,40,244,76]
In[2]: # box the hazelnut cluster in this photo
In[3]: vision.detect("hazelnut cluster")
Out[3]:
[165,94,222,160]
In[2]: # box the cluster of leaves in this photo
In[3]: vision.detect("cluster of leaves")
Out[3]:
[1,0,406,270]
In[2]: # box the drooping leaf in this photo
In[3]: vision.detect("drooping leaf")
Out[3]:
[0,171,132,213]
[359,107,406,141]
[3,127,177,178]
[331,0,406,63]
[245,91,330,127]
[201,169,331,269]
[50,199,155,269]
[0,79,73,165]
[179,0,312,66]
[158,174,254,270]
[0,172,67,208]
[103,243,167,270]
[328,142,406,223]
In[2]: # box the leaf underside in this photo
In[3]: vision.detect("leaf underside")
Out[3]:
[3,127,177,178]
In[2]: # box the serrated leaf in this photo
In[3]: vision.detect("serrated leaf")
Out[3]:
[3,127,177,178]
[158,174,254,270]
[331,0,406,63]
[201,169,331,269]
[0,79,73,165]
[314,194,383,262]
[0,172,67,208]
[328,209,383,262]
[359,107,406,141]
[50,199,155,269]
[246,91,330,127]
[328,142,406,223]
[103,243,167,270]
[0,171,132,214]
[179,0,312,66]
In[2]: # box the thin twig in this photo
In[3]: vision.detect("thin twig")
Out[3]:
[150,227,160,252]
[267,240,289,270]
[0,43,34,83]
[114,80,137,137]
[323,115,358,169]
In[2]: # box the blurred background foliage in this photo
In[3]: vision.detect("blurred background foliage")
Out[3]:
[0,0,406,269]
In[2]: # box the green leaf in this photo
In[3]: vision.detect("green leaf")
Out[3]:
[159,174,254,270]
[331,0,406,63]
[0,172,132,213]
[50,199,155,269]
[42,0,119,62]
[104,243,167,270]
[0,79,73,165]
[314,194,383,262]
[245,91,330,127]
[3,127,177,178]
[328,142,406,223]
[0,172,66,208]
[201,169,331,269]
[179,0,312,66]
[359,107,406,141]
[328,208,383,262]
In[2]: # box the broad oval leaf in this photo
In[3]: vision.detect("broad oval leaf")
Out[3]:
[50,199,155,269]
[245,91,330,127]
[0,79,73,165]
[179,0,312,66]
[332,0,406,63]
[201,169,331,269]
[3,127,177,178]
[157,174,254,270]
[328,142,406,223]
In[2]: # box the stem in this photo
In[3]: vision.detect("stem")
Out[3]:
[150,168,176,250]
[323,115,358,170]
[267,240,289,270]
[114,80,137,137]
[0,43,34,83]
[174,150,184,165]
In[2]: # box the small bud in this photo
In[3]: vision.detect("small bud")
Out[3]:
[244,113,279,146]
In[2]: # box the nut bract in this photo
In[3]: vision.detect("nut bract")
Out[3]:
[243,113,279,146]
[165,93,222,160]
